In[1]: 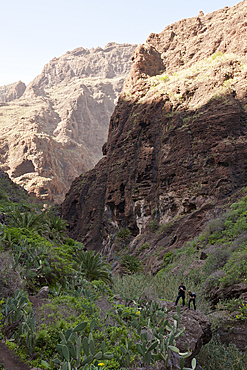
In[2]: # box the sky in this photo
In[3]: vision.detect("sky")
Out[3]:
[0,0,240,86]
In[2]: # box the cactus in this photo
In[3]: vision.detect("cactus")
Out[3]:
[54,319,114,370]
[114,339,134,368]
[132,305,196,369]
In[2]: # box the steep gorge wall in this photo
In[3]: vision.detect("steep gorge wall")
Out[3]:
[0,43,137,203]
[61,0,247,260]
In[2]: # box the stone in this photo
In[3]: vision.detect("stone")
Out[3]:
[240,292,247,301]
[35,286,49,299]
[161,302,212,365]
[200,251,208,260]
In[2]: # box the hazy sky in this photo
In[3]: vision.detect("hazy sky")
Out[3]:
[0,0,240,86]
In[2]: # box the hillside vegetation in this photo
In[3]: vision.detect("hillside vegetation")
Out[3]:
[0,171,246,370]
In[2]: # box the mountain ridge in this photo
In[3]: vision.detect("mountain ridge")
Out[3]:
[0,42,137,203]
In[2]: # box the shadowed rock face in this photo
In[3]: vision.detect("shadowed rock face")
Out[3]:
[61,0,247,253]
[0,42,137,203]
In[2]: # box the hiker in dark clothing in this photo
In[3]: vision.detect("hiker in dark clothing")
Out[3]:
[188,290,196,310]
[175,282,186,306]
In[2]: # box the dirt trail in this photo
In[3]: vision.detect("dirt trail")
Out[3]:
[0,341,31,370]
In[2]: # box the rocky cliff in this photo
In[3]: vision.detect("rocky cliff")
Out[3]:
[0,42,137,203]
[0,83,16,102]
[4,81,26,102]
[61,0,247,255]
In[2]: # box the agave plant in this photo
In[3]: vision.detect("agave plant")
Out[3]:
[119,254,143,274]
[48,215,68,242]
[9,210,49,236]
[75,250,112,284]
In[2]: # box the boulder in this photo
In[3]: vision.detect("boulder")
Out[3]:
[160,302,212,363]
[217,319,247,352]
[35,286,49,299]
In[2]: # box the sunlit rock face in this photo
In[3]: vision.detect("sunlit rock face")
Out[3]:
[61,1,247,254]
[0,42,137,203]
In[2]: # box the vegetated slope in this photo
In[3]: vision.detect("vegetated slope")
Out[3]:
[0,43,137,203]
[61,0,247,257]
[0,163,212,370]
[0,168,29,206]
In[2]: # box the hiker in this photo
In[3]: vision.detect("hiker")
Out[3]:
[175,282,186,306]
[188,290,196,310]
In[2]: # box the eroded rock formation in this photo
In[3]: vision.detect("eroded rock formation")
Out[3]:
[0,43,137,202]
[4,81,26,102]
[0,83,15,102]
[61,0,247,255]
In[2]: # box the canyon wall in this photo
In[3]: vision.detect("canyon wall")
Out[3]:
[0,43,137,203]
[61,0,247,258]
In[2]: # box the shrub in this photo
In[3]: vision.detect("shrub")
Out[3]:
[148,220,159,232]
[47,215,68,242]
[202,248,230,276]
[197,334,247,370]
[222,249,247,286]
[119,255,143,275]
[116,228,131,239]
[8,210,49,236]
[203,270,226,296]
[0,251,23,299]
[112,274,152,301]
[163,252,174,268]
[75,250,112,284]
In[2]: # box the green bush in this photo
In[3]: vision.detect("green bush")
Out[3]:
[119,255,143,275]
[75,250,112,284]
[163,252,174,268]
[197,335,247,370]
[148,220,159,232]
[202,248,230,276]
[116,228,131,239]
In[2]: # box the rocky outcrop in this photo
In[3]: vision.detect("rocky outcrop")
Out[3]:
[207,283,247,307]
[217,319,247,352]
[164,303,212,363]
[61,1,247,254]
[4,81,26,102]
[0,83,15,102]
[0,43,137,202]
